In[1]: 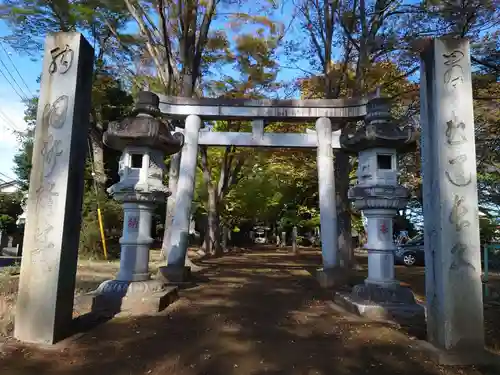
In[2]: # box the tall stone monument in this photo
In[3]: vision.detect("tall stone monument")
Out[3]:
[15,33,94,344]
[420,38,487,363]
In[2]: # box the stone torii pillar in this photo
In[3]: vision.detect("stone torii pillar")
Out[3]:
[315,117,342,287]
[160,114,202,282]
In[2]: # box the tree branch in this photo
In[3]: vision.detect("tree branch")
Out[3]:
[124,0,170,90]
[471,56,500,73]
[158,0,176,94]
[300,3,325,66]
[192,0,217,88]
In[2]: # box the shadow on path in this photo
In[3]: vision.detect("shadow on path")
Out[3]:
[0,249,497,375]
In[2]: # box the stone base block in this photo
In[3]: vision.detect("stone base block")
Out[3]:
[157,265,192,283]
[417,340,500,366]
[315,267,349,288]
[90,279,179,317]
[334,283,426,326]
[1,247,21,257]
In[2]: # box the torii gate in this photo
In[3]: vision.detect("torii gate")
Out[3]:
[15,32,488,364]
[156,95,368,280]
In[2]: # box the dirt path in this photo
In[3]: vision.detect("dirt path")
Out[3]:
[0,249,498,375]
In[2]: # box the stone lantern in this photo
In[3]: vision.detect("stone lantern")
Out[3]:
[91,91,184,314]
[335,97,424,321]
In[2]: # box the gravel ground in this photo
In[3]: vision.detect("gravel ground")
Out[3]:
[0,247,499,375]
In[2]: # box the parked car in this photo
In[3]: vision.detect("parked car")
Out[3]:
[394,233,425,266]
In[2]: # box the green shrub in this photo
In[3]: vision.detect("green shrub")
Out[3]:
[79,191,123,260]
[0,264,20,277]
[0,193,23,234]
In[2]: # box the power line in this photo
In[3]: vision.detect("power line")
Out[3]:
[0,170,17,182]
[0,65,27,101]
[0,114,20,132]
[0,42,33,97]
[0,123,16,136]
[0,56,29,100]
[0,107,22,132]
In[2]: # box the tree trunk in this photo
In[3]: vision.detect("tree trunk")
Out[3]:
[161,152,181,259]
[335,150,353,267]
[205,169,222,256]
[222,226,230,252]
[199,146,222,256]
[88,129,106,189]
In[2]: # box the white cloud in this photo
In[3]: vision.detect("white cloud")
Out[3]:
[0,99,28,181]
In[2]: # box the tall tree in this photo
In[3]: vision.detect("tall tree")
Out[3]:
[0,0,133,190]
[12,97,37,190]
[293,0,420,266]
[122,1,286,258]
[196,15,284,255]
[121,0,227,258]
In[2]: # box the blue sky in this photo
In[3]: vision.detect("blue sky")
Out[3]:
[0,5,309,183]
[0,22,41,182]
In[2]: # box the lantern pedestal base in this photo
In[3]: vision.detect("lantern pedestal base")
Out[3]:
[90,279,179,317]
[335,283,425,325]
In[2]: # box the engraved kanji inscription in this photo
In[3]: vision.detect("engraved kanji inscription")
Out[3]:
[450,242,475,271]
[443,50,465,89]
[42,95,69,129]
[31,255,54,272]
[445,154,472,187]
[445,115,467,146]
[35,181,59,213]
[31,224,55,259]
[41,135,63,177]
[48,44,74,75]
[449,195,471,231]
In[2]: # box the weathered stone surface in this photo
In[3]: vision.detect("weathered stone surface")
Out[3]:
[420,37,485,353]
[1,235,21,257]
[315,117,339,268]
[157,95,367,121]
[337,95,423,327]
[348,184,409,211]
[90,281,178,316]
[351,283,417,305]
[95,279,166,295]
[180,129,343,148]
[416,340,500,366]
[104,92,185,288]
[166,115,202,268]
[343,97,417,289]
[14,32,94,344]
[334,286,425,324]
[157,265,192,283]
[340,97,418,153]
[315,267,349,288]
[104,91,184,154]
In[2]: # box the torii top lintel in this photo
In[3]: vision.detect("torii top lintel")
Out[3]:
[157,95,367,122]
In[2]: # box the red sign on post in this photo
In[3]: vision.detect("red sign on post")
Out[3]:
[380,222,389,234]
[128,216,139,229]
